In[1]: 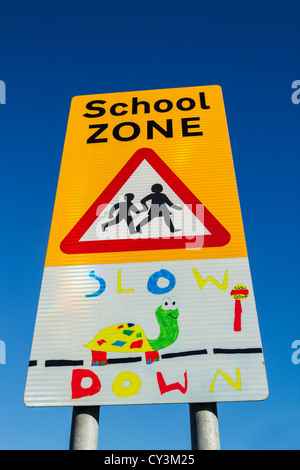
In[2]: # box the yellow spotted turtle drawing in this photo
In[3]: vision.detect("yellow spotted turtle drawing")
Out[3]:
[84,297,179,365]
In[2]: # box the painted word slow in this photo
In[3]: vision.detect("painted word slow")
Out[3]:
[86,267,230,297]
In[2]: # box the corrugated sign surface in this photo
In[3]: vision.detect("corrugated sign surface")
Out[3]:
[25,85,268,406]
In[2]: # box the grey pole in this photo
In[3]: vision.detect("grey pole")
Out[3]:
[189,402,220,450]
[69,406,100,450]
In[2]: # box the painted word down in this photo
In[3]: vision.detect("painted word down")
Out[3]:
[70,367,243,400]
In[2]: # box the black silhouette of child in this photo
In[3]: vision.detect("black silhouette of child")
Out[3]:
[102,193,140,235]
[136,183,182,233]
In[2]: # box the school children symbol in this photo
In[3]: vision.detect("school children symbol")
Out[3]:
[60,148,231,254]
[79,156,206,243]
[101,184,182,237]
[136,184,182,234]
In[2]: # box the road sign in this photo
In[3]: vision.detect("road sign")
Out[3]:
[24,85,268,407]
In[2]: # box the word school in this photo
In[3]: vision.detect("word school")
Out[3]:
[83,92,211,143]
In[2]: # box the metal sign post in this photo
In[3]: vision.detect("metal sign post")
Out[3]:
[69,406,100,450]
[189,402,220,450]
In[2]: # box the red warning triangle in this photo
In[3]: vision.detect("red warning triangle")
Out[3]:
[60,148,230,254]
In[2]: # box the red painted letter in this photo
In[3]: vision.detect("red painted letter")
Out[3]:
[71,369,101,399]
[156,371,188,395]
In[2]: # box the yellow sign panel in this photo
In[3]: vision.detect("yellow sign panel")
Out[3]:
[45,85,247,267]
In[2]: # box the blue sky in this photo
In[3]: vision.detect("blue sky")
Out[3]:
[0,0,299,450]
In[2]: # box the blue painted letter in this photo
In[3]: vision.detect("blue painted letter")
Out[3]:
[86,270,106,297]
[147,269,176,294]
